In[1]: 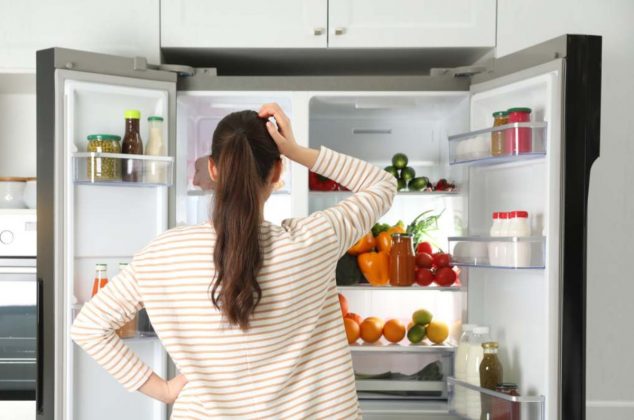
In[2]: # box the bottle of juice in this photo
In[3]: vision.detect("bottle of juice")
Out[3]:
[91,264,108,296]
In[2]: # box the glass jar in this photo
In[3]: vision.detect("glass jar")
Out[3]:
[145,116,165,184]
[480,341,504,420]
[91,263,109,297]
[491,111,508,156]
[86,134,121,181]
[121,109,143,182]
[389,233,415,286]
[505,107,532,155]
[493,383,521,420]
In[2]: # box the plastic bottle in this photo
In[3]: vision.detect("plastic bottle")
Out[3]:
[488,212,503,266]
[454,324,477,417]
[144,116,165,184]
[497,212,510,266]
[465,326,491,419]
[508,210,531,267]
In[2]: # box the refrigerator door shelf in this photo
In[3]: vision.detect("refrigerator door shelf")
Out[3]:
[73,152,174,187]
[350,342,456,353]
[448,236,545,269]
[338,284,464,292]
[447,377,545,420]
[356,379,445,393]
[448,122,547,166]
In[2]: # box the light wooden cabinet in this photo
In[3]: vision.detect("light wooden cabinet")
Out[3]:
[0,0,160,71]
[161,0,328,49]
[327,0,496,48]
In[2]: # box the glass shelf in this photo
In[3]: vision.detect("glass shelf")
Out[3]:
[350,342,455,353]
[448,122,547,166]
[309,190,458,197]
[338,284,464,292]
[356,379,445,393]
[187,189,291,196]
[448,377,545,420]
[448,236,545,269]
[73,152,174,186]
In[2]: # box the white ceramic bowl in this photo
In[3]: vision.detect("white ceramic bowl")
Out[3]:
[23,180,36,209]
[0,179,27,209]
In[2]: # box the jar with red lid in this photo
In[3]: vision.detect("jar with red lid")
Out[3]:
[492,383,521,420]
[504,107,532,155]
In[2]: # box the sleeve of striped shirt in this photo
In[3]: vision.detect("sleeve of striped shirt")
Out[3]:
[310,147,397,257]
[70,263,152,392]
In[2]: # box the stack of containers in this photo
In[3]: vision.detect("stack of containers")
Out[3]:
[488,211,532,267]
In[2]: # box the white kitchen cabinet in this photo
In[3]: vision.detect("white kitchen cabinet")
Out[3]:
[327,0,496,48]
[161,0,328,49]
[0,0,160,71]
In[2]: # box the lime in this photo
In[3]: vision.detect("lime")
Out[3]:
[396,178,407,191]
[408,177,429,191]
[392,153,408,169]
[412,309,433,326]
[384,166,399,178]
[401,167,416,182]
[407,324,426,344]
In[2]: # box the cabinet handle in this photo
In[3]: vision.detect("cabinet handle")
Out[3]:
[334,27,346,36]
[313,27,325,36]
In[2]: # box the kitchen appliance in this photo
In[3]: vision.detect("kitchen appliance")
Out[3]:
[36,35,600,420]
[0,178,31,209]
[0,209,37,400]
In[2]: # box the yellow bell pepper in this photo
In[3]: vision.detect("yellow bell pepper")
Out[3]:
[348,232,376,256]
[376,231,393,253]
[357,251,390,286]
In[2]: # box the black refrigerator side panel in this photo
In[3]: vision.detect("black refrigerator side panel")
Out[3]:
[35,48,56,420]
[561,35,602,420]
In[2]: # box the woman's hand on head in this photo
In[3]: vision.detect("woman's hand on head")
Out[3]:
[258,103,298,159]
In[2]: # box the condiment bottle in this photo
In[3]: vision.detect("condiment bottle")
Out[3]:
[116,262,138,339]
[480,342,504,420]
[498,212,511,267]
[488,212,503,266]
[505,107,532,155]
[145,116,164,184]
[493,383,521,420]
[508,210,531,267]
[454,324,477,417]
[491,111,508,156]
[389,233,415,286]
[121,110,143,182]
[91,264,108,296]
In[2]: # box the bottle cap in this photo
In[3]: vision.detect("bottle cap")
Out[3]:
[482,341,499,349]
[515,210,529,218]
[148,116,163,122]
[95,263,107,271]
[391,233,412,239]
[124,110,141,119]
[508,211,517,218]
[474,326,490,334]
[492,212,499,219]
[507,107,532,114]
[492,111,509,117]
[87,134,121,142]
[499,212,509,219]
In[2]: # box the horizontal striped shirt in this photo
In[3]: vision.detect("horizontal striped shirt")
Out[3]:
[71,147,397,419]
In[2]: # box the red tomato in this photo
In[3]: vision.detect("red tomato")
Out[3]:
[434,267,456,287]
[432,252,451,268]
[416,242,433,255]
[415,252,433,268]
[415,268,435,286]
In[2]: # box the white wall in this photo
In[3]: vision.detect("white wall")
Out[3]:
[497,2,634,419]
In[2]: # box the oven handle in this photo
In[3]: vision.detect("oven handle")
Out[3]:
[36,277,43,413]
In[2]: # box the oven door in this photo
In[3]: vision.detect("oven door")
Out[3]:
[0,258,36,400]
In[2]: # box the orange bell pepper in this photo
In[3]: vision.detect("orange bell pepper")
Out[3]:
[357,251,390,286]
[348,232,376,256]
[376,231,393,253]
[387,223,406,236]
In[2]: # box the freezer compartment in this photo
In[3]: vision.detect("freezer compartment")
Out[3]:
[448,122,547,166]
[353,350,452,400]
[447,377,544,420]
[448,236,545,269]
[73,152,174,186]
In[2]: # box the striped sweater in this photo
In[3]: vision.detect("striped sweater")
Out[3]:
[71,147,397,419]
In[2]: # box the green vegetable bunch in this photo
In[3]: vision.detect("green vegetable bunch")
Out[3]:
[406,209,444,248]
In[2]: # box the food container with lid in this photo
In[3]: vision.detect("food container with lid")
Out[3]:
[86,134,122,181]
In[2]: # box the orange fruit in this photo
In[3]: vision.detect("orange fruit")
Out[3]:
[383,319,406,343]
[360,317,385,343]
[344,318,360,344]
[338,293,349,317]
[345,312,363,326]
[426,320,449,344]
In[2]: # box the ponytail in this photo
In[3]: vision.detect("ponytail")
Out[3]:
[210,111,280,330]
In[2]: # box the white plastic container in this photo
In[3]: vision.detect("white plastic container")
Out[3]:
[488,212,503,266]
[454,324,477,417]
[144,116,165,184]
[497,212,511,266]
[508,210,531,267]
[465,326,491,419]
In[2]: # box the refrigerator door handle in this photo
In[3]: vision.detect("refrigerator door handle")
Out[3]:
[36,277,44,413]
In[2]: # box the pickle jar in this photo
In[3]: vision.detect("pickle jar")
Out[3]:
[86,134,121,181]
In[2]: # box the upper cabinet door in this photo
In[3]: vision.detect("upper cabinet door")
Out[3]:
[161,0,328,49]
[328,0,496,48]
[0,0,160,71]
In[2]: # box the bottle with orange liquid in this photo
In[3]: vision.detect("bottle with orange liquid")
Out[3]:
[91,264,109,296]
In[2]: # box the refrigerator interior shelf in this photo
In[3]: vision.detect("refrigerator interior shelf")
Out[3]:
[73,152,174,186]
[448,121,547,166]
[356,379,445,393]
[448,377,545,419]
[338,284,464,292]
[350,342,455,353]
[309,190,458,197]
[448,236,546,269]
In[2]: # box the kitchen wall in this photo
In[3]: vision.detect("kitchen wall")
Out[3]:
[496,1,634,419]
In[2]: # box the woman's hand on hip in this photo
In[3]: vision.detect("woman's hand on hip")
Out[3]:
[166,374,188,404]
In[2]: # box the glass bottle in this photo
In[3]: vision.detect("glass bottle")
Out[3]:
[121,109,143,182]
[480,341,504,420]
[465,326,491,420]
[116,262,138,339]
[505,107,532,155]
[144,116,164,184]
[493,383,521,420]
[491,111,508,156]
[389,233,415,286]
[91,264,108,296]
[454,324,477,417]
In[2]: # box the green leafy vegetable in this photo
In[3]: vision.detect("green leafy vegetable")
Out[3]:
[406,209,444,249]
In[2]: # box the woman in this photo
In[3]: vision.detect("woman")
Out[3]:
[71,103,397,418]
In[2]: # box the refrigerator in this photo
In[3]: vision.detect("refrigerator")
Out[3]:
[36,34,601,420]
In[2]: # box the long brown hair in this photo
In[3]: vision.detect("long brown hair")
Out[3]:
[210,110,280,330]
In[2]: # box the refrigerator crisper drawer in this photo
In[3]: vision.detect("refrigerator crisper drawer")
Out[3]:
[447,377,545,420]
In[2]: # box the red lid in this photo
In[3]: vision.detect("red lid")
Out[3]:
[499,212,509,219]
[492,212,499,219]
[508,211,517,218]
[515,210,529,218]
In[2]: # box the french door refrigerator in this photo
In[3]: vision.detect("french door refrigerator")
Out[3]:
[36,34,600,420]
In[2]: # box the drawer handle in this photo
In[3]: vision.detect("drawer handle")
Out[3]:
[313,27,325,36]
[334,27,346,36]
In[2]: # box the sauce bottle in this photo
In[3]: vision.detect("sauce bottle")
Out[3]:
[144,116,164,184]
[389,233,415,286]
[91,264,108,296]
[121,110,143,182]
[491,111,508,156]
[480,341,504,420]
